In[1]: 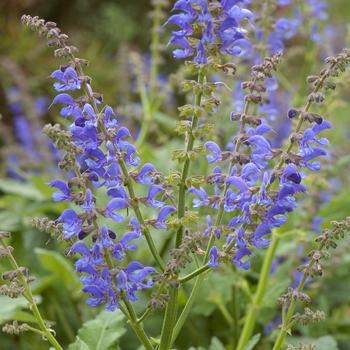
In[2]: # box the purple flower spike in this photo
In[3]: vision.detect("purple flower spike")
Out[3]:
[154,206,177,229]
[50,179,72,202]
[204,141,223,163]
[104,198,129,222]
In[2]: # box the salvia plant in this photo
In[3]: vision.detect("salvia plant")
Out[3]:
[1,0,350,349]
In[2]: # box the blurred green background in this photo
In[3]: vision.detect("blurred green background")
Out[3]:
[1,1,350,349]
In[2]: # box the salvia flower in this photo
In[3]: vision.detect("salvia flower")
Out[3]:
[154,206,177,229]
[208,246,219,268]
[187,187,210,207]
[233,247,252,270]
[50,179,72,202]
[133,163,156,185]
[57,209,82,239]
[50,67,82,92]
[165,0,252,61]
[103,198,129,222]
[204,141,223,164]
[145,185,165,208]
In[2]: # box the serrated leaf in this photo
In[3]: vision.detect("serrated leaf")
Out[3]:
[209,336,226,350]
[73,310,126,350]
[68,337,90,350]
[243,333,261,350]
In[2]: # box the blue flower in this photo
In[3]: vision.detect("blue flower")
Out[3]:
[100,224,113,248]
[104,198,129,222]
[204,215,221,239]
[250,223,272,249]
[300,147,328,171]
[187,187,210,207]
[50,67,81,92]
[233,247,252,270]
[145,185,165,208]
[208,246,219,268]
[50,179,72,202]
[112,231,141,259]
[57,209,82,238]
[81,188,95,211]
[125,144,140,167]
[133,163,155,185]
[50,93,84,119]
[103,106,118,129]
[204,141,223,163]
[154,206,177,229]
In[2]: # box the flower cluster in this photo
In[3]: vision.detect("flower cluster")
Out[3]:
[165,0,253,62]
[20,15,181,311]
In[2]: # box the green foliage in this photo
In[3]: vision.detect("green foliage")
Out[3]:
[68,310,126,350]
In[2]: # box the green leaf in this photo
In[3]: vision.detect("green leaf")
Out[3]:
[0,295,42,323]
[34,248,80,292]
[31,274,62,294]
[68,337,90,350]
[12,310,40,324]
[209,336,226,350]
[243,333,261,350]
[0,179,46,201]
[0,209,23,231]
[72,310,126,350]
[287,335,338,350]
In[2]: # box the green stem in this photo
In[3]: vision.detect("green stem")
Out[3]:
[0,237,63,350]
[271,237,324,350]
[135,3,162,149]
[179,265,211,283]
[170,274,205,348]
[176,72,205,248]
[232,271,240,349]
[236,235,280,350]
[159,288,179,350]
[160,71,205,349]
